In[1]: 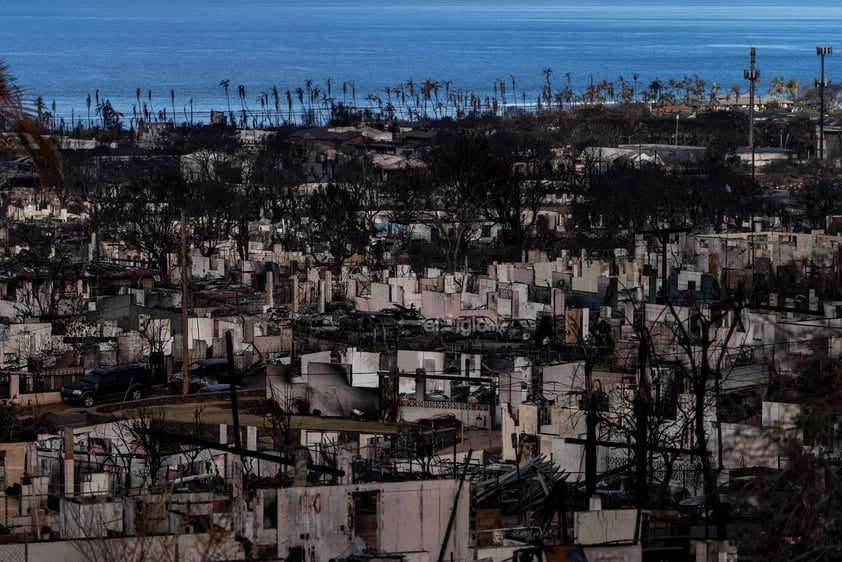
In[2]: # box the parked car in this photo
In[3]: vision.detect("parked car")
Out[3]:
[61,364,152,408]
[167,358,263,393]
[337,312,408,344]
[294,316,342,338]
[167,370,215,394]
[497,318,537,342]
[378,305,426,334]
[437,315,499,340]
[189,358,238,383]
[168,358,233,393]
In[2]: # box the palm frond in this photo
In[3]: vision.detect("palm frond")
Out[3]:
[0,60,63,194]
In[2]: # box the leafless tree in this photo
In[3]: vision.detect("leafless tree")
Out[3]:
[68,492,235,562]
[114,406,178,490]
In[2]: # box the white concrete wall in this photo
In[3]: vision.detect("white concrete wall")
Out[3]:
[460,290,485,311]
[7,531,246,561]
[720,422,800,470]
[501,402,539,462]
[343,348,382,388]
[572,259,605,293]
[544,437,586,476]
[542,362,585,393]
[275,480,470,561]
[460,353,482,378]
[762,401,800,428]
[300,351,332,384]
[213,319,242,347]
[189,317,215,349]
[61,500,123,539]
[511,267,533,285]
[389,276,418,307]
[533,261,556,288]
[575,508,637,545]
[396,350,445,395]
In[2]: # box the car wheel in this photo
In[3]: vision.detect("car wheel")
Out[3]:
[82,394,95,408]
[130,388,143,401]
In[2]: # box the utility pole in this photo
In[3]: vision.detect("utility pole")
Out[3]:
[816,46,833,161]
[181,211,190,396]
[584,355,598,499]
[744,48,760,184]
[634,333,651,512]
[226,331,242,451]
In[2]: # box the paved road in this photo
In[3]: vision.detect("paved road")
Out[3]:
[45,370,268,430]
[56,410,88,429]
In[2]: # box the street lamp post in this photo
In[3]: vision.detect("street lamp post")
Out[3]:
[744,48,760,183]
[674,114,679,146]
[817,45,833,161]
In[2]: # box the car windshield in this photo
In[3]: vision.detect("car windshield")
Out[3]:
[83,372,104,384]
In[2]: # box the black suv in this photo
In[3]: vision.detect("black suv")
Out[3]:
[61,364,152,408]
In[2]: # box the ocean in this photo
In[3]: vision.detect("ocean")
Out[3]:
[2,0,842,125]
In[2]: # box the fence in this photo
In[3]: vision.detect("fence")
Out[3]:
[0,541,27,561]
[18,369,85,395]
[0,369,85,402]
[0,494,31,562]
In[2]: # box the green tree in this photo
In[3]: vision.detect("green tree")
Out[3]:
[768,75,786,97]
[784,78,799,100]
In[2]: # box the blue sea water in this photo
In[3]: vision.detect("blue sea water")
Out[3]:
[2,0,842,124]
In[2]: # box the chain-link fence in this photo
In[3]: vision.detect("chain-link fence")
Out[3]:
[0,542,27,562]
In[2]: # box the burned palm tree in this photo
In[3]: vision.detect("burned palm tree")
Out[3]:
[295,86,305,122]
[271,85,280,126]
[170,88,176,125]
[219,79,232,125]
[542,67,553,108]
[237,84,248,127]
[147,89,155,121]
